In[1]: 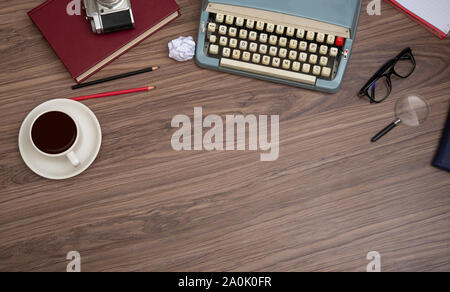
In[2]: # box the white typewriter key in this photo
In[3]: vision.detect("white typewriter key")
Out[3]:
[269,46,278,57]
[259,44,268,54]
[299,41,308,51]
[239,41,248,51]
[279,37,287,47]
[313,65,321,76]
[330,47,338,57]
[256,21,265,31]
[296,29,305,39]
[226,15,234,25]
[246,19,255,29]
[222,47,231,58]
[320,56,328,66]
[269,35,278,45]
[317,33,325,43]
[302,63,311,73]
[209,44,219,55]
[289,50,298,60]
[286,27,296,37]
[219,25,227,35]
[279,48,287,59]
[209,35,217,43]
[306,31,315,41]
[276,25,285,35]
[232,49,241,60]
[327,35,335,45]
[219,36,228,46]
[289,39,298,50]
[272,57,281,67]
[236,17,244,27]
[216,14,224,23]
[252,53,261,64]
[249,31,257,41]
[299,52,308,62]
[259,33,268,43]
[262,56,271,65]
[229,27,237,37]
[309,43,317,53]
[208,23,217,33]
[239,29,248,39]
[292,61,301,72]
[229,38,238,48]
[266,23,275,33]
[319,45,328,55]
[309,54,318,64]
[282,60,291,70]
[322,67,331,78]
[242,52,251,62]
[249,42,258,52]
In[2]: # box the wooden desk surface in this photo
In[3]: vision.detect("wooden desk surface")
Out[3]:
[0,0,449,272]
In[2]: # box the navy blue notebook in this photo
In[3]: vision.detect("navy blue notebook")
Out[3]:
[433,109,450,172]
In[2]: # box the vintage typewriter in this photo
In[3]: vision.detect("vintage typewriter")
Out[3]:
[196,0,362,93]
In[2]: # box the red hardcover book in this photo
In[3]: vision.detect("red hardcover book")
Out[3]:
[28,0,180,83]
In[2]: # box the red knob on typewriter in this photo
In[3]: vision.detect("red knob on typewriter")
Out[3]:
[335,37,345,47]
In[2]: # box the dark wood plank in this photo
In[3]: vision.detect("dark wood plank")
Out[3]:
[0,0,449,272]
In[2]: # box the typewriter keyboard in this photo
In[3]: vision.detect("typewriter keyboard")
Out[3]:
[204,13,345,85]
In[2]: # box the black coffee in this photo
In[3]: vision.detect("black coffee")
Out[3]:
[31,111,77,155]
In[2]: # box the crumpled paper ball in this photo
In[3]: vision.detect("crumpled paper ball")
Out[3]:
[168,36,196,62]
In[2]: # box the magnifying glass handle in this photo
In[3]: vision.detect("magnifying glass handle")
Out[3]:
[371,119,401,143]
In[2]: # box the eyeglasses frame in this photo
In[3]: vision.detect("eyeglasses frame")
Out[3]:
[359,47,416,104]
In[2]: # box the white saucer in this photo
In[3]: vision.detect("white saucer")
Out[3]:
[19,99,102,180]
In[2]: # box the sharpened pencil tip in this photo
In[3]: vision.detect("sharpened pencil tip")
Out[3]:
[152,66,160,71]
[148,86,156,90]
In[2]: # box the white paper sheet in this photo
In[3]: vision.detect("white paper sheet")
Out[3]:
[168,36,196,62]
[395,0,450,35]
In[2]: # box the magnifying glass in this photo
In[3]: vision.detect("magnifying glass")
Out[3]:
[371,95,431,142]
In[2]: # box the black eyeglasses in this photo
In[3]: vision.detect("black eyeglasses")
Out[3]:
[359,47,416,104]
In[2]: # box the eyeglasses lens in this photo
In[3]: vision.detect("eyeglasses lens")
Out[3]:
[394,54,415,78]
[369,76,390,102]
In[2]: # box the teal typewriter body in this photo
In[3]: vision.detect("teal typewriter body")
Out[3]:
[195,0,362,93]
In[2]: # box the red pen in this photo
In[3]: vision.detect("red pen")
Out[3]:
[70,86,156,102]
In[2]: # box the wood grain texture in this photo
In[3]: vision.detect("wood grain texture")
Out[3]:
[0,0,449,272]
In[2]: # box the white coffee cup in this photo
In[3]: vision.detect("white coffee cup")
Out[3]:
[29,110,81,167]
